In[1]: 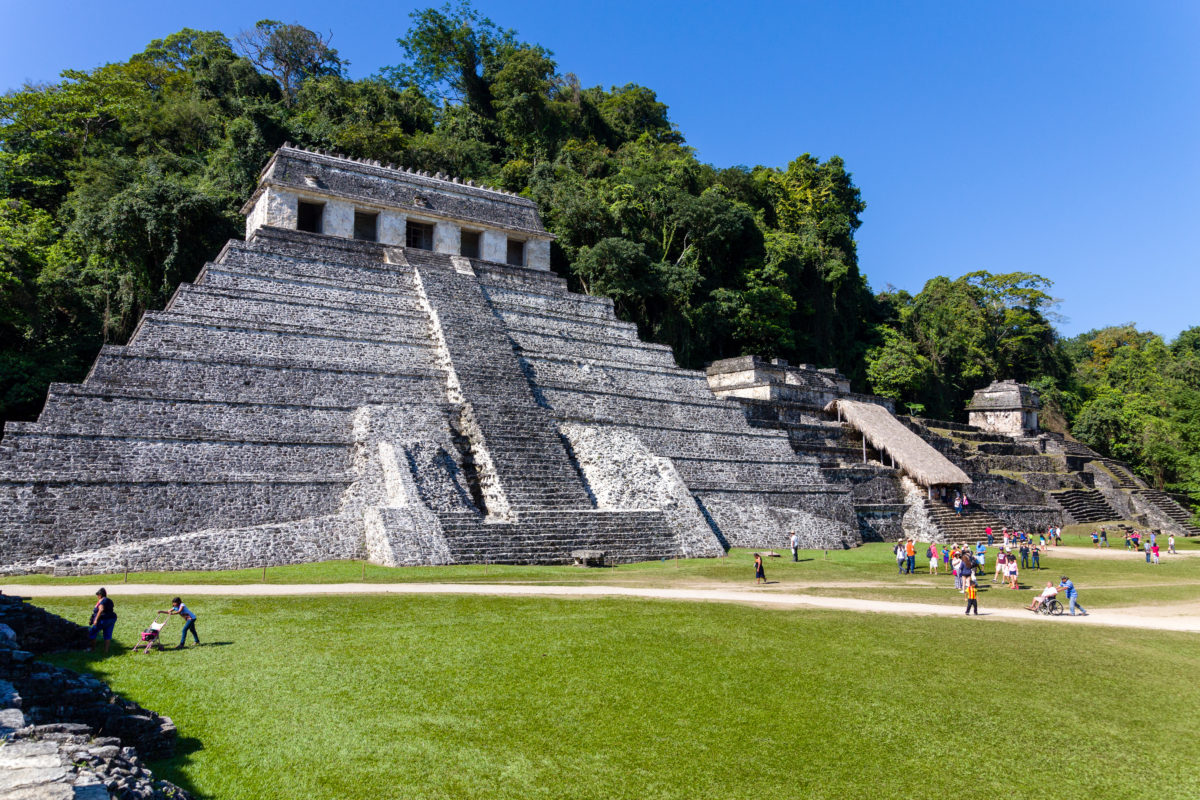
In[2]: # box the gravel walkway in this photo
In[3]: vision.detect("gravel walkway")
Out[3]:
[5,583,1198,633]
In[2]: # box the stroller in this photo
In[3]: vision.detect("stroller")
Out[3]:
[133,612,170,654]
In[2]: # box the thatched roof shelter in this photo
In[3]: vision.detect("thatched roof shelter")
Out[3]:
[825,399,972,487]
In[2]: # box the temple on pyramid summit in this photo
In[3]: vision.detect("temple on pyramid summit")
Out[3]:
[3,147,1193,575]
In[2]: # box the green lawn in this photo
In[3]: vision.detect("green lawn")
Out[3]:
[35,594,1200,800]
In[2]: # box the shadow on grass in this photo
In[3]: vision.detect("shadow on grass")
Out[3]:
[151,735,210,800]
[39,645,210,800]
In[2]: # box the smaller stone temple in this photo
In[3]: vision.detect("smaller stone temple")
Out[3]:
[967,380,1040,436]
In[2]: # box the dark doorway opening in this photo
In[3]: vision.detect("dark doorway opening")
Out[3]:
[297,201,324,233]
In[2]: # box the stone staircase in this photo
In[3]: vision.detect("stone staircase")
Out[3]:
[1051,489,1121,524]
[1096,458,1143,489]
[472,261,859,549]
[1133,489,1200,536]
[436,509,679,564]
[922,499,1007,544]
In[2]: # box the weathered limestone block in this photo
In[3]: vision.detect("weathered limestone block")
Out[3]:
[480,229,507,263]
[344,405,456,566]
[434,220,461,254]
[245,187,298,238]
[526,238,551,270]
[379,209,407,245]
[560,423,724,558]
[322,198,355,238]
[900,476,940,542]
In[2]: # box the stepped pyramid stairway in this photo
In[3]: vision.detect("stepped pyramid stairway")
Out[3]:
[0,220,861,573]
[1056,441,1199,536]
[920,500,1005,545]
[468,261,858,549]
[1050,489,1121,524]
[1131,490,1200,536]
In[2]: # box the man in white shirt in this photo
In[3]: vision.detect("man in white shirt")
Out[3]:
[1029,582,1058,611]
[790,532,799,562]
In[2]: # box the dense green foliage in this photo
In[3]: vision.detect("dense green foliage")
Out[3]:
[1051,325,1200,501]
[0,3,1194,509]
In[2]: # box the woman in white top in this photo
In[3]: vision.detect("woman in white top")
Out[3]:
[1008,558,1020,589]
[952,555,963,591]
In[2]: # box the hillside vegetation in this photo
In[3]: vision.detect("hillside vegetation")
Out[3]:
[1,4,1196,508]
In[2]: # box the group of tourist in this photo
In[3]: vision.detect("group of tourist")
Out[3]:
[86,589,199,655]
[1093,528,1176,564]
[985,524,1062,548]
[889,531,1096,616]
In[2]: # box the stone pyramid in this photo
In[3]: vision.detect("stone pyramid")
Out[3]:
[0,146,859,574]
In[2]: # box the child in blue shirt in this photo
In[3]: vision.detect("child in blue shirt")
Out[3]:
[159,597,199,649]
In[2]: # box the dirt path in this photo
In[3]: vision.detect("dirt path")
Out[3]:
[1030,546,1198,561]
[6,583,1199,633]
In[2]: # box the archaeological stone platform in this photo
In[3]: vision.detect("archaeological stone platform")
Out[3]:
[0,147,860,575]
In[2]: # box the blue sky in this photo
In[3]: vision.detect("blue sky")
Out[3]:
[3,0,1197,341]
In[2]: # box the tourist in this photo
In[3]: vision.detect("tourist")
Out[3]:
[1039,531,1046,548]
[905,539,916,575]
[962,493,970,515]
[1054,527,1062,546]
[1151,530,1157,547]
[943,545,951,572]
[1151,542,1160,565]
[1145,540,1152,564]
[790,531,799,562]
[1008,557,1019,590]
[158,597,199,649]
[952,551,964,592]
[1002,527,1010,548]
[962,549,974,590]
[993,549,1006,583]
[965,577,979,615]
[1029,581,1058,611]
[1031,545,1041,571]
[1059,576,1088,616]
[986,525,994,546]
[975,542,986,570]
[1019,541,1031,569]
[754,553,766,585]
[954,494,962,515]
[895,541,906,575]
[1090,530,1099,548]
[87,588,117,655]
[1100,528,1109,547]
[1169,534,1176,555]
[928,543,939,575]
[1124,531,1132,551]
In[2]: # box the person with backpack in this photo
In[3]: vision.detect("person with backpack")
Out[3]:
[158,597,199,649]
[928,543,939,575]
[87,588,117,655]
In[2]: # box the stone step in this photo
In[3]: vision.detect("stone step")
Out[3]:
[167,284,429,336]
[85,348,446,406]
[0,431,349,481]
[126,313,437,373]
